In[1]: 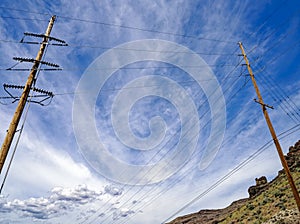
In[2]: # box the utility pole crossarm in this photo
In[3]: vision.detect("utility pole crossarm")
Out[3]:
[238,42,300,212]
[0,16,56,174]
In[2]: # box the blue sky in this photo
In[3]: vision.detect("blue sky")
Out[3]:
[0,0,300,223]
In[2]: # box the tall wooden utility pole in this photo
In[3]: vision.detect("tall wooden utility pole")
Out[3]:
[238,42,300,212]
[0,16,56,173]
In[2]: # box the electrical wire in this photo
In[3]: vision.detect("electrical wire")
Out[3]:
[247,7,300,56]
[97,51,241,223]
[118,75,252,224]
[0,64,238,72]
[255,75,300,124]
[0,95,31,193]
[0,6,50,16]
[0,38,235,57]
[1,4,298,222]
[0,6,235,44]
[0,20,53,193]
[244,38,300,78]
[246,53,300,123]
[265,40,300,68]
[247,22,298,57]
[247,0,288,40]
[0,15,49,22]
[79,79,209,224]
[99,44,298,223]
[85,56,243,224]
[0,50,49,194]
[161,123,300,223]
[56,16,236,43]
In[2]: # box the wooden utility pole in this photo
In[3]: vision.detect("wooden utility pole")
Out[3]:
[238,42,300,212]
[0,16,56,173]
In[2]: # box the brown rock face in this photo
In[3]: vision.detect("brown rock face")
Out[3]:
[285,140,300,170]
[248,176,268,198]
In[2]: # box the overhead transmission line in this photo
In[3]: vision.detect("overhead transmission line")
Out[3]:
[98,56,244,224]
[255,75,300,124]
[1,4,298,222]
[60,60,247,222]
[92,39,300,222]
[0,37,236,57]
[242,24,300,125]
[0,6,236,44]
[247,0,288,40]
[245,0,292,52]
[121,108,298,223]
[250,64,300,124]
[250,19,300,58]
[114,53,262,220]
[247,52,299,113]
[246,38,300,78]
[0,6,50,16]
[115,69,252,224]
[0,44,50,193]
[161,123,300,224]
[78,74,211,224]
[118,85,253,224]
[264,40,300,68]
[245,4,300,59]
[83,56,244,224]
[0,64,238,72]
[0,15,49,22]
[56,16,236,43]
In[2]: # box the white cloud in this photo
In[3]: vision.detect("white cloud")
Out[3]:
[0,184,132,222]
[0,0,300,223]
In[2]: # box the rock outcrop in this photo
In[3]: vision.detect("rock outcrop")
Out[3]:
[248,176,268,198]
[286,140,300,170]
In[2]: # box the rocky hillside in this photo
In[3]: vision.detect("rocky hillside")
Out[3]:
[168,140,300,224]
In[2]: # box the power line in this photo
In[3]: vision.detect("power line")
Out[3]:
[247,0,288,40]
[105,44,296,221]
[124,110,298,223]
[263,78,300,120]
[246,39,300,77]
[255,75,300,124]
[161,123,300,223]
[104,57,243,222]
[0,36,51,192]
[0,6,50,16]
[265,40,300,66]
[89,58,244,224]
[247,53,300,122]
[64,59,244,224]
[0,15,49,22]
[0,6,236,43]
[247,20,299,57]
[0,38,235,56]
[246,5,300,58]
[0,64,238,72]
[80,83,206,224]
[118,74,252,224]
[119,111,251,224]
[57,16,236,43]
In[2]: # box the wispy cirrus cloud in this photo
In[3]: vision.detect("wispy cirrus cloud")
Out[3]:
[0,0,300,224]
